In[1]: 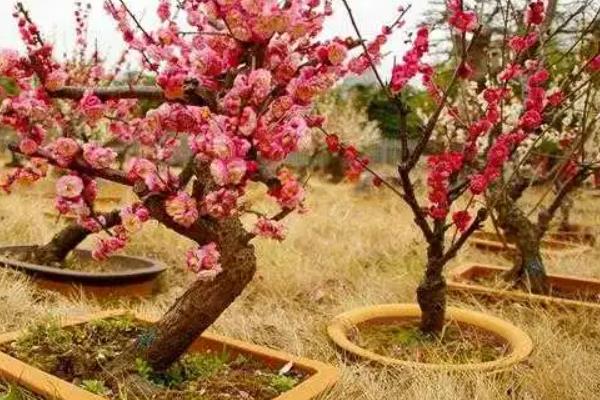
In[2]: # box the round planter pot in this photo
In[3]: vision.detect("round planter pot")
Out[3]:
[0,245,166,299]
[327,304,533,372]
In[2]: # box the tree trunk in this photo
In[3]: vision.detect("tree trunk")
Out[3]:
[558,194,573,231]
[494,193,549,294]
[505,239,548,294]
[102,196,257,378]
[417,238,446,335]
[30,210,121,265]
[133,241,256,371]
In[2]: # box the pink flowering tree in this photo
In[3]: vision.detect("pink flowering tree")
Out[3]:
[323,0,600,334]
[0,0,376,382]
[439,0,600,294]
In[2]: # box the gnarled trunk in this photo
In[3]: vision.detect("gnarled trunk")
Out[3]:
[495,193,549,294]
[504,236,548,294]
[102,196,258,378]
[131,241,256,371]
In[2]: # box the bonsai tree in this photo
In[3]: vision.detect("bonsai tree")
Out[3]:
[438,0,600,294]
[0,0,382,387]
[323,0,600,334]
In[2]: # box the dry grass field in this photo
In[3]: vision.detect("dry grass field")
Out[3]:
[0,170,599,399]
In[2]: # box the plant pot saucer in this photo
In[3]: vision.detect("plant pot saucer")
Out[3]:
[469,231,590,258]
[327,304,532,372]
[0,245,166,299]
[0,310,339,400]
[447,263,600,310]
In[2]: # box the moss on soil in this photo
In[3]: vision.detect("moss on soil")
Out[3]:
[0,315,304,399]
[351,318,509,364]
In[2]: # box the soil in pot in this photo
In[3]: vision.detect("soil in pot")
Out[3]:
[0,315,306,400]
[349,317,509,364]
[0,380,44,400]
[1,248,145,273]
[470,270,600,303]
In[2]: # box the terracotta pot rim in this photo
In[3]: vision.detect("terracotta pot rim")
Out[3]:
[470,231,590,256]
[448,263,600,310]
[327,303,533,372]
[0,310,339,400]
[0,245,166,281]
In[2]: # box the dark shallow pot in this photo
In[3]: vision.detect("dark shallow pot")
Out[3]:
[0,245,166,299]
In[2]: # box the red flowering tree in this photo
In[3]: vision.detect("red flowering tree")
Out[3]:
[0,0,385,381]
[324,0,600,333]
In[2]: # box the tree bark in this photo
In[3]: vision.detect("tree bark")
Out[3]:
[505,239,548,294]
[417,237,447,335]
[494,192,549,294]
[102,190,258,376]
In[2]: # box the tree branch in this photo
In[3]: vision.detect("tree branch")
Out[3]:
[9,144,132,186]
[47,85,210,107]
[441,207,488,264]
[537,167,593,236]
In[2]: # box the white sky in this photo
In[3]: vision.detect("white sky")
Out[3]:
[0,0,431,79]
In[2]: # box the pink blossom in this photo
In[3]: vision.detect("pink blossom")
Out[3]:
[126,157,158,181]
[157,0,171,22]
[157,68,187,99]
[78,216,105,233]
[210,158,247,186]
[78,91,105,120]
[525,1,545,25]
[45,69,68,91]
[92,236,127,261]
[452,211,472,233]
[201,189,239,219]
[186,243,222,281]
[19,138,38,155]
[269,169,305,209]
[589,55,600,71]
[48,137,80,166]
[326,42,347,66]
[508,32,538,54]
[120,206,144,233]
[166,192,199,228]
[390,27,429,93]
[498,63,522,82]
[449,10,478,32]
[82,143,117,169]
[56,175,84,199]
[520,109,542,130]
[253,217,286,241]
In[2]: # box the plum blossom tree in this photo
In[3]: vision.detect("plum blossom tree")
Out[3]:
[323,0,600,334]
[0,0,387,382]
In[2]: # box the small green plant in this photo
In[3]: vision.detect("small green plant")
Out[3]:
[179,352,228,380]
[135,358,154,381]
[269,375,298,393]
[80,380,109,396]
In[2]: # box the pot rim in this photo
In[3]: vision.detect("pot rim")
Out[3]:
[0,245,166,281]
[327,303,533,372]
[447,263,600,310]
[470,231,590,256]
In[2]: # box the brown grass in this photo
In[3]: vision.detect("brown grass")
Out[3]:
[0,172,599,399]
